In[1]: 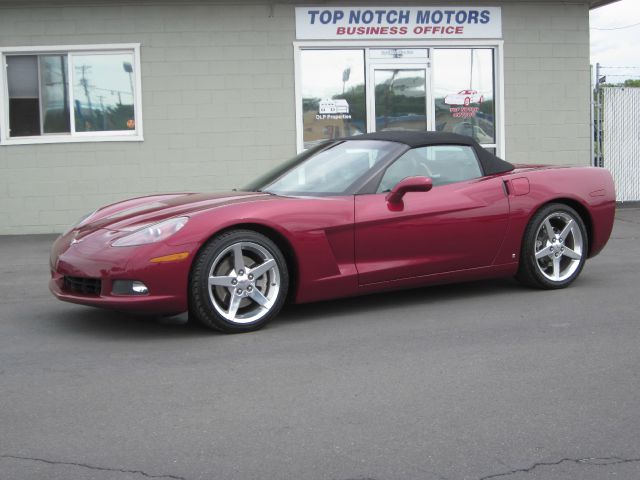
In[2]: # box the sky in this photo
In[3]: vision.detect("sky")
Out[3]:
[590,0,640,83]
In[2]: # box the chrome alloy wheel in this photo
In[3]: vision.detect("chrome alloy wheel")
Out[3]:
[533,212,584,282]
[207,241,281,324]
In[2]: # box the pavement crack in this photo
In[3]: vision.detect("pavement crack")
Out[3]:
[478,456,640,479]
[0,454,187,480]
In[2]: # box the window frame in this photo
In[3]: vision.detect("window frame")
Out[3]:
[0,43,143,146]
[293,40,505,158]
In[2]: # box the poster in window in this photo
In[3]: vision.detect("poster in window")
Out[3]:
[433,49,495,145]
[300,50,366,149]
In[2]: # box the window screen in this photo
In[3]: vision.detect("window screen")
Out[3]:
[7,56,40,137]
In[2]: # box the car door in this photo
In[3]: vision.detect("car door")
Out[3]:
[354,144,510,285]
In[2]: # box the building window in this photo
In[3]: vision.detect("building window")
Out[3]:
[300,49,366,149]
[433,48,495,148]
[296,43,503,156]
[1,44,142,145]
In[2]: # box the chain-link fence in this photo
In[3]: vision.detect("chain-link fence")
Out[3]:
[594,86,640,202]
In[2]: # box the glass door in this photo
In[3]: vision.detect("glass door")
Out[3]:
[366,49,432,133]
[372,68,427,132]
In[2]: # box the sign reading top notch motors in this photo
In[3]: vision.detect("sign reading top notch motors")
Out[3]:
[295,7,502,40]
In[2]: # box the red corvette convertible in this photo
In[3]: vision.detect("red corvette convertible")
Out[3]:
[50,131,615,333]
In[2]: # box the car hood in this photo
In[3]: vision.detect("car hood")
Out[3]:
[76,191,275,234]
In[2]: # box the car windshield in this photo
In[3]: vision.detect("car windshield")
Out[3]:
[244,140,403,196]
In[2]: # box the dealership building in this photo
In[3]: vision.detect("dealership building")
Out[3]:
[0,0,615,234]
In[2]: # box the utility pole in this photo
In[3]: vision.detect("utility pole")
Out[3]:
[595,62,600,167]
[98,95,106,130]
[595,62,603,167]
[470,49,474,89]
[590,64,595,167]
[60,56,69,131]
[78,64,94,128]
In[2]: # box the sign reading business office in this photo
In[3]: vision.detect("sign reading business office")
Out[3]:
[295,7,502,39]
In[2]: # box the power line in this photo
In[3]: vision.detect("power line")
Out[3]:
[600,74,640,77]
[591,20,640,30]
[599,66,640,69]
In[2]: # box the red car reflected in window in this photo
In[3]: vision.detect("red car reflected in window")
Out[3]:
[444,90,485,106]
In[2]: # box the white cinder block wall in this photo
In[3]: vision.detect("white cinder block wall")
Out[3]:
[0,0,591,234]
[502,1,591,166]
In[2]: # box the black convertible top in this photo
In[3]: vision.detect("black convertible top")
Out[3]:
[344,131,514,176]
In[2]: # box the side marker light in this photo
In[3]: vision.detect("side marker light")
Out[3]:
[149,252,190,263]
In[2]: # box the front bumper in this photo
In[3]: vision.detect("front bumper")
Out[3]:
[49,229,197,315]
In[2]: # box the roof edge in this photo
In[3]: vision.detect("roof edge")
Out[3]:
[590,0,622,10]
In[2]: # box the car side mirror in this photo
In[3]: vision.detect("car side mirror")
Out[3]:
[385,176,433,204]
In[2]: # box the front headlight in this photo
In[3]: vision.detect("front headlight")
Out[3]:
[111,217,189,247]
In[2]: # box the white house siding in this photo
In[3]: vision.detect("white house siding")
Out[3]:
[0,0,591,234]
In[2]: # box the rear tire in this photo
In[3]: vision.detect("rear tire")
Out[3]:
[516,203,588,289]
[189,230,289,333]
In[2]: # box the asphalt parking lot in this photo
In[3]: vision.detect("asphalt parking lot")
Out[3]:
[1,208,639,480]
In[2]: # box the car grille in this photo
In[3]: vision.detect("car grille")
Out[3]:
[63,276,102,296]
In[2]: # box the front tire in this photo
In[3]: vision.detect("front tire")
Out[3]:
[516,203,588,289]
[189,230,289,333]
